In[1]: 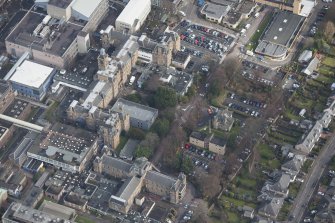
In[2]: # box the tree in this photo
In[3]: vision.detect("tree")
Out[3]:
[135,133,159,159]
[196,172,221,198]
[153,87,177,109]
[125,93,142,103]
[173,152,194,174]
[135,145,153,158]
[324,21,335,43]
[128,127,146,140]
[152,118,170,137]
[186,84,196,97]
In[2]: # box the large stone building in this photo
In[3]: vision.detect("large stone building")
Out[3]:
[67,100,130,149]
[5,0,108,68]
[81,32,139,109]
[111,98,158,130]
[93,155,186,214]
[100,25,180,67]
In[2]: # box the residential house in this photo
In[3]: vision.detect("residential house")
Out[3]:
[281,153,305,182]
[298,50,313,63]
[258,197,284,219]
[189,131,226,155]
[212,108,234,131]
[295,121,322,154]
[260,171,290,200]
[208,136,226,155]
[302,57,320,75]
[189,131,207,149]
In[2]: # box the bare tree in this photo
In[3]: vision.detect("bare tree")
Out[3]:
[324,21,335,43]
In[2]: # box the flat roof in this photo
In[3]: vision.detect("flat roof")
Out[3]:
[261,11,304,47]
[3,99,29,118]
[8,202,75,223]
[201,3,230,20]
[71,0,103,19]
[0,126,8,139]
[9,60,54,89]
[6,11,84,57]
[39,200,76,220]
[29,123,97,166]
[111,98,158,123]
[255,11,304,58]
[116,0,151,25]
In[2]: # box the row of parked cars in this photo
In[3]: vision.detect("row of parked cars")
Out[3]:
[180,31,227,57]
[180,20,234,43]
[229,93,267,108]
[185,144,217,160]
[228,103,260,117]
[180,46,203,58]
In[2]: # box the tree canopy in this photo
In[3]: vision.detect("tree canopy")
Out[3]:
[153,86,177,109]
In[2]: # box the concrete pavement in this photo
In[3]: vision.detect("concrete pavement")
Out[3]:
[289,135,335,223]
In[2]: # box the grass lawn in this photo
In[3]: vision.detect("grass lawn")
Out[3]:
[301,159,314,173]
[258,143,281,169]
[225,211,249,223]
[75,216,95,223]
[318,65,335,76]
[284,108,301,121]
[277,201,292,221]
[289,182,302,198]
[115,135,128,155]
[220,195,256,209]
[210,92,226,107]
[44,101,60,122]
[322,57,335,68]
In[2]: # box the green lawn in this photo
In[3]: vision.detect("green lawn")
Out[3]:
[301,159,313,173]
[75,216,95,223]
[322,57,335,68]
[115,135,128,155]
[44,101,60,122]
[220,195,256,209]
[318,65,335,76]
[258,143,281,169]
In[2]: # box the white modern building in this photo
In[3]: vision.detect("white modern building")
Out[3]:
[5,54,56,101]
[115,0,151,34]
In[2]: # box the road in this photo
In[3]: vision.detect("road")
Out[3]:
[289,134,335,223]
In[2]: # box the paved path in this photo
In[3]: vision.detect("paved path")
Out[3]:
[289,134,335,223]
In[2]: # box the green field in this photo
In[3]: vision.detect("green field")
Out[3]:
[75,216,95,223]
[322,57,335,67]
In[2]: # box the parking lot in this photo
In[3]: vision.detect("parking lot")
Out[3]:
[240,60,284,86]
[176,20,236,60]
[309,6,329,37]
[225,92,267,118]
[183,143,220,173]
